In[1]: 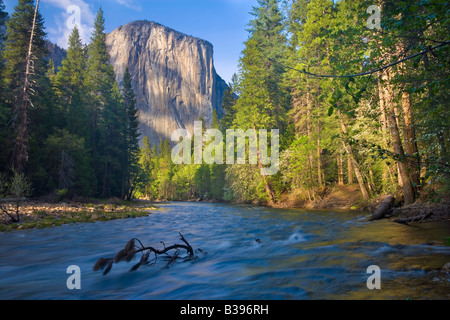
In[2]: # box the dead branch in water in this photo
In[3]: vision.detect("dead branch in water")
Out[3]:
[93,233,201,275]
[393,211,434,225]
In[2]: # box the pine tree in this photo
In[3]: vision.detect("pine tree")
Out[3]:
[3,0,47,173]
[4,0,47,105]
[122,67,141,200]
[101,82,125,197]
[220,82,237,130]
[230,0,289,205]
[247,0,289,129]
[137,136,155,199]
[53,26,88,138]
[85,8,120,197]
[0,0,8,170]
[157,139,174,200]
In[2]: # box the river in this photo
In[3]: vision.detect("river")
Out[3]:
[0,202,449,300]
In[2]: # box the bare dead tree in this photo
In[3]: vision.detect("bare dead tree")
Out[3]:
[93,233,202,275]
[13,0,40,173]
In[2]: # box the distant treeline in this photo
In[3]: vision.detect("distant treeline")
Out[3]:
[140,0,449,205]
[0,1,140,200]
[0,0,449,206]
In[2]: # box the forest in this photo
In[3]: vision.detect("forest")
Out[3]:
[0,0,449,210]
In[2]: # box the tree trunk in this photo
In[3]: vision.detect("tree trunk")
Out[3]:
[401,91,420,185]
[369,169,375,193]
[306,92,316,199]
[337,154,344,186]
[253,125,275,206]
[13,0,41,173]
[306,92,315,188]
[347,154,354,184]
[369,195,395,221]
[397,165,404,187]
[102,161,109,198]
[338,110,370,201]
[381,70,415,205]
[396,38,420,186]
[317,133,322,187]
[378,80,392,192]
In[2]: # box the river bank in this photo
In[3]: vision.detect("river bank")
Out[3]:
[1,185,449,232]
[273,184,450,224]
[0,200,158,231]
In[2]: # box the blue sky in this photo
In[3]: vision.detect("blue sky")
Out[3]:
[4,0,260,83]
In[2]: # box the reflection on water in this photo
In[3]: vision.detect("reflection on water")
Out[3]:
[0,202,448,300]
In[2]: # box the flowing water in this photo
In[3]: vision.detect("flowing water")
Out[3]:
[0,202,449,300]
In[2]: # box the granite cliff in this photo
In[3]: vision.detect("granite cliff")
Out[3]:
[105,20,227,146]
[45,40,66,71]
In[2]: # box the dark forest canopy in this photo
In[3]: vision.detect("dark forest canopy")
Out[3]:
[0,0,448,208]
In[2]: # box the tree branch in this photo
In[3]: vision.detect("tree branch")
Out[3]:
[265,41,449,78]
[94,233,197,275]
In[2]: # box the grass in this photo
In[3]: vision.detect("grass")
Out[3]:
[0,202,158,232]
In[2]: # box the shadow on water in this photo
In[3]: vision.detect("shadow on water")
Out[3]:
[0,202,448,300]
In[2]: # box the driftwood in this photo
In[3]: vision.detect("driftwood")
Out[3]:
[369,195,395,221]
[93,233,200,275]
[393,211,433,225]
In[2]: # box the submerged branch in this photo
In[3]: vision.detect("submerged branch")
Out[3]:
[393,212,433,225]
[93,232,199,275]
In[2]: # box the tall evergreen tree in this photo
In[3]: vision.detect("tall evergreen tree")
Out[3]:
[4,0,46,108]
[230,0,289,205]
[0,0,8,170]
[247,0,290,129]
[4,0,47,173]
[220,82,238,130]
[101,82,125,197]
[85,8,120,197]
[121,67,140,200]
[5,0,47,172]
[137,136,157,199]
[53,26,88,137]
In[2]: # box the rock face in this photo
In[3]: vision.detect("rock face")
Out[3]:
[45,40,66,71]
[106,20,227,146]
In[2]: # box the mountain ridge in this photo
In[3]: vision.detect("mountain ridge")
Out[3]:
[106,20,227,146]
[45,20,227,146]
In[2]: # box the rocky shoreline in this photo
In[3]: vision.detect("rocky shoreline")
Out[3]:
[272,185,450,223]
[0,200,158,231]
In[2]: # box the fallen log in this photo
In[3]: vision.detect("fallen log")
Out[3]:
[369,195,395,221]
[393,211,433,225]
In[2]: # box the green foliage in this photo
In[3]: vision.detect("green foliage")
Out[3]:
[3,0,47,99]
[0,26,5,164]
[131,0,448,205]
[280,136,316,190]
[56,188,68,202]
[0,0,448,206]
[43,129,95,196]
[220,82,238,130]
[8,169,32,198]
[122,67,141,200]
[53,26,88,138]
[0,5,141,201]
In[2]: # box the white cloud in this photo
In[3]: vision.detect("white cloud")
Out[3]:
[116,0,142,11]
[42,0,95,48]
